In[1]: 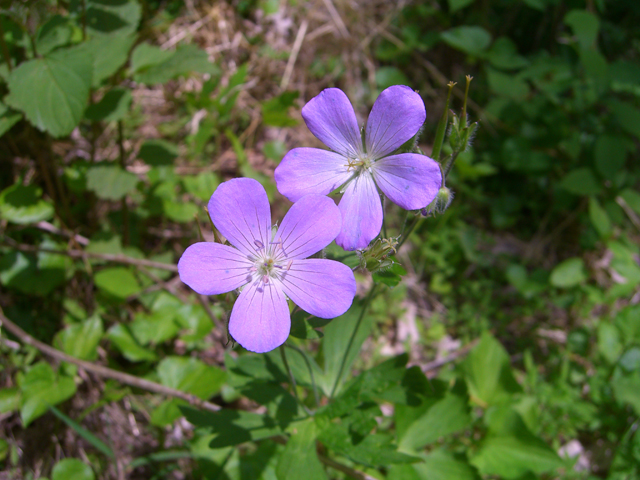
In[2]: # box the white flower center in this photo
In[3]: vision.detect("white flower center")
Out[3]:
[249,238,291,285]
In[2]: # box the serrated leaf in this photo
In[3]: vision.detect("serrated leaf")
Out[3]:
[441,26,492,56]
[84,87,132,122]
[138,139,179,166]
[76,33,136,87]
[549,257,587,288]
[5,44,92,137]
[0,184,54,224]
[408,449,481,480]
[372,263,407,287]
[130,43,174,73]
[86,164,139,200]
[36,15,72,55]
[51,458,95,480]
[157,357,226,399]
[130,310,180,345]
[182,171,220,201]
[261,91,299,127]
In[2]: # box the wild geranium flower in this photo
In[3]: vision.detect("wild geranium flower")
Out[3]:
[275,85,442,251]
[178,178,356,353]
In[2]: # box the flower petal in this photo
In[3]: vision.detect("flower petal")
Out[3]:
[275,148,353,202]
[178,242,253,295]
[276,195,342,260]
[372,153,442,210]
[208,178,271,257]
[228,281,290,353]
[279,259,356,318]
[335,175,382,251]
[365,85,426,158]
[302,88,363,158]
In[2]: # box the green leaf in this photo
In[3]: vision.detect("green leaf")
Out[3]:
[130,310,180,345]
[19,362,76,426]
[36,15,72,55]
[611,367,640,415]
[0,387,20,414]
[0,102,22,137]
[485,37,528,70]
[5,44,92,137]
[51,458,95,480]
[261,91,299,127]
[595,134,629,179]
[262,140,287,163]
[157,357,226,399]
[85,0,141,37]
[461,332,521,406]
[49,405,114,458]
[107,323,157,362]
[375,67,409,91]
[86,164,139,200]
[182,171,220,201]
[54,315,104,361]
[564,9,599,50]
[619,189,640,216]
[134,44,216,85]
[549,257,587,288]
[447,0,474,13]
[84,88,132,122]
[130,43,174,72]
[77,33,137,87]
[470,408,562,478]
[276,419,327,480]
[609,99,640,139]
[181,406,300,448]
[589,197,612,238]
[398,393,471,451]
[372,263,407,288]
[150,399,184,427]
[289,311,323,340]
[318,423,420,468]
[138,139,179,166]
[94,267,141,299]
[441,26,492,56]
[486,68,529,99]
[560,168,601,195]
[406,449,481,480]
[598,322,623,364]
[0,184,54,224]
[318,300,375,396]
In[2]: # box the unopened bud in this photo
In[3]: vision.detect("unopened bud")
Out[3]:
[422,186,454,216]
[359,237,399,273]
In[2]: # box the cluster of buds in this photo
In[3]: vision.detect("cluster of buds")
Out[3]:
[359,236,399,273]
[422,186,454,217]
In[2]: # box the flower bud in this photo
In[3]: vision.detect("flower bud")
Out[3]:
[359,237,399,273]
[422,186,454,216]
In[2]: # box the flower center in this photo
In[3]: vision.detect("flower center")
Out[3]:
[344,155,373,176]
[250,238,291,285]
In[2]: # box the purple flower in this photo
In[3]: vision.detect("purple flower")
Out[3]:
[275,85,442,251]
[178,178,356,353]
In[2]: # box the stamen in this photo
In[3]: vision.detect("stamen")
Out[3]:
[262,275,269,284]
[286,260,293,271]
[250,266,257,272]
[273,265,284,269]
[254,240,264,249]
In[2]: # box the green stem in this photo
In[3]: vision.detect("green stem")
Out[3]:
[117,121,130,246]
[397,215,422,251]
[443,151,460,179]
[431,82,455,163]
[330,284,378,399]
[286,344,320,408]
[280,345,313,416]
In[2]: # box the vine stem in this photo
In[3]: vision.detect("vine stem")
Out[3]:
[0,309,221,412]
[279,345,313,416]
[329,284,378,399]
